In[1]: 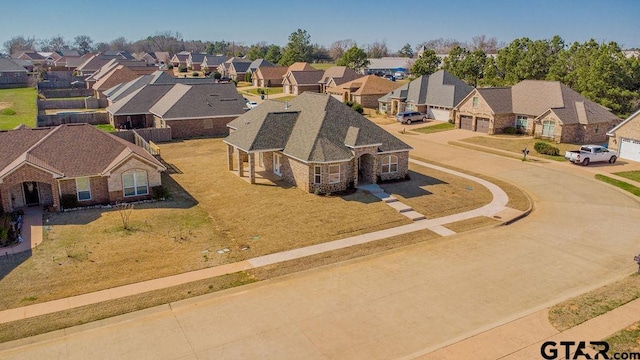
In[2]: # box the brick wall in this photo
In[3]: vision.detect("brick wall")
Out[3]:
[58,177,110,207]
[0,164,60,212]
[354,94,386,109]
[164,116,237,138]
[106,157,161,203]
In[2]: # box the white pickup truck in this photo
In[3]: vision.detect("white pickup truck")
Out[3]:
[564,145,618,166]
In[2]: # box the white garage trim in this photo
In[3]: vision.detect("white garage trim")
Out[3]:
[619,138,640,162]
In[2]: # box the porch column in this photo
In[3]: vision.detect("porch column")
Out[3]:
[0,188,11,213]
[237,149,244,178]
[52,180,61,211]
[472,116,477,131]
[248,153,256,184]
[226,144,234,171]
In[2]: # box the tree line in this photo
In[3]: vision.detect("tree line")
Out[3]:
[4,30,639,115]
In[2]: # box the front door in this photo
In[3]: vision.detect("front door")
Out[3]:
[23,182,40,206]
[273,153,282,176]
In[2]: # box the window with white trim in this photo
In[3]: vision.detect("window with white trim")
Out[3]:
[472,96,479,108]
[76,177,91,201]
[381,155,398,174]
[123,171,149,197]
[328,164,340,184]
[541,120,555,137]
[313,166,322,184]
[515,115,528,131]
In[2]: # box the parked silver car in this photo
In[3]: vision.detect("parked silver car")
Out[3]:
[396,111,426,124]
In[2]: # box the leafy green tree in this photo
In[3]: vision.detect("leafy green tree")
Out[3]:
[411,49,441,76]
[265,44,282,64]
[336,46,370,73]
[279,29,313,66]
[398,43,413,58]
[247,43,267,60]
[205,41,230,55]
[442,45,469,78]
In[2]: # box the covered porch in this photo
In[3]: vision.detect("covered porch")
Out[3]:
[226,144,281,186]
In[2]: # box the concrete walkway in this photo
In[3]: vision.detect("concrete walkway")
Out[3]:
[0,158,518,324]
[357,183,426,221]
[0,207,43,256]
[416,297,640,360]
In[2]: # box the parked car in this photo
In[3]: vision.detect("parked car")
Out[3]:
[394,71,406,80]
[382,74,396,81]
[396,111,426,124]
[564,145,618,166]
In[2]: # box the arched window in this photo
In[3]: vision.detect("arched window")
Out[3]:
[381,155,398,174]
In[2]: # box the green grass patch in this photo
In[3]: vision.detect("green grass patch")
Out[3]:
[0,108,16,115]
[0,87,37,129]
[606,321,640,356]
[413,122,455,134]
[311,63,336,70]
[460,136,575,162]
[95,124,116,133]
[614,171,640,183]
[243,87,284,96]
[274,95,296,103]
[595,174,640,196]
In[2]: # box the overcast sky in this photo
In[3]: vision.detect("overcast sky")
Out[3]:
[1,0,638,51]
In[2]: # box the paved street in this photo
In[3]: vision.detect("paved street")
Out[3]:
[1,128,639,359]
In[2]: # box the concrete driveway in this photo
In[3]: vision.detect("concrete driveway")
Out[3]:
[2,129,639,360]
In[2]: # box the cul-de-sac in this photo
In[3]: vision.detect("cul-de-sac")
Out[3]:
[1,3,640,358]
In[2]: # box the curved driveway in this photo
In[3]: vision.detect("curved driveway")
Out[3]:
[1,129,639,360]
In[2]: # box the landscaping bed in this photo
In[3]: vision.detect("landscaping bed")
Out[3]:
[460,136,580,161]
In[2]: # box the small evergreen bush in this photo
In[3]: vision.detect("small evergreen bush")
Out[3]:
[534,142,560,156]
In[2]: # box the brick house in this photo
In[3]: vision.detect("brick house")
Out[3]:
[0,58,30,88]
[170,51,190,68]
[378,70,473,121]
[224,93,412,193]
[318,66,360,93]
[607,109,640,162]
[201,55,228,73]
[228,61,252,81]
[107,78,245,137]
[252,66,287,88]
[282,68,323,95]
[325,75,401,109]
[454,80,621,143]
[0,124,165,212]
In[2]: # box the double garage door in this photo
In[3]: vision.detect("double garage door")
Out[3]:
[620,138,640,162]
[460,116,490,133]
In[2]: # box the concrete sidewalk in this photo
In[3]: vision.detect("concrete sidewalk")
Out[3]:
[1,207,43,256]
[415,297,640,360]
[0,158,521,325]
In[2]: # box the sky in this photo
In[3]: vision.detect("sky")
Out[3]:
[1,0,639,52]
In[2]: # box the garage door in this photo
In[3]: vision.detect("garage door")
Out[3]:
[428,108,450,121]
[460,116,473,130]
[476,118,490,133]
[620,138,640,162]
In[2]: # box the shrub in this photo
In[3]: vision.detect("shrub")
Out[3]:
[257,88,265,95]
[0,108,16,115]
[178,66,188,73]
[192,71,199,77]
[344,100,354,107]
[213,71,222,80]
[534,141,560,156]
[167,64,174,70]
[352,103,364,114]
[503,126,517,135]
[448,119,454,124]
[244,72,252,82]
[60,194,79,209]
[151,185,169,200]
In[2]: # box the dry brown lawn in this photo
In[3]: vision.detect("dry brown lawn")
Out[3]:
[0,138,530,315]
[460,136,581,161]
[548,273,640,331]
[380,162,493,217]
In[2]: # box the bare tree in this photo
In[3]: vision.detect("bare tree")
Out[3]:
[146,31,182,52]
[416,38,464,54]
[109,37,132,52]
[40,36,68,52]
[3,36,37,55]
[470,35,499,54]
[329,39,356,61]
[366,40,389,58]
[116,203,134,230]
[73,35,94,54]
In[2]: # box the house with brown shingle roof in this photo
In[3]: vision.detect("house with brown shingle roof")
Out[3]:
[325,75,401,108]
[0,123,166,212]
[378,70,473,120]
[282,65,324,95]
[318,66,360,93]
[0,59,30,87]
[224,93,412,192]
[252,66,287,88]
[92,64,159,98]
[454,80,621,143]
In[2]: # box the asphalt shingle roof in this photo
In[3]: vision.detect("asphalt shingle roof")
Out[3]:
[379,70,473,107]
[149,83,246,120]
[225,93,411,163]
[0,58,28,72]
[0,124,164,179]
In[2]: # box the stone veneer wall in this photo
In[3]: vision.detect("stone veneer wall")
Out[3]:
[608,113,640,151]
[378,151,409,181]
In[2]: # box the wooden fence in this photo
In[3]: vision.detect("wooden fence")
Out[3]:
[40,88,93,98]
[37,99,87,110]
[37,112,109,127]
